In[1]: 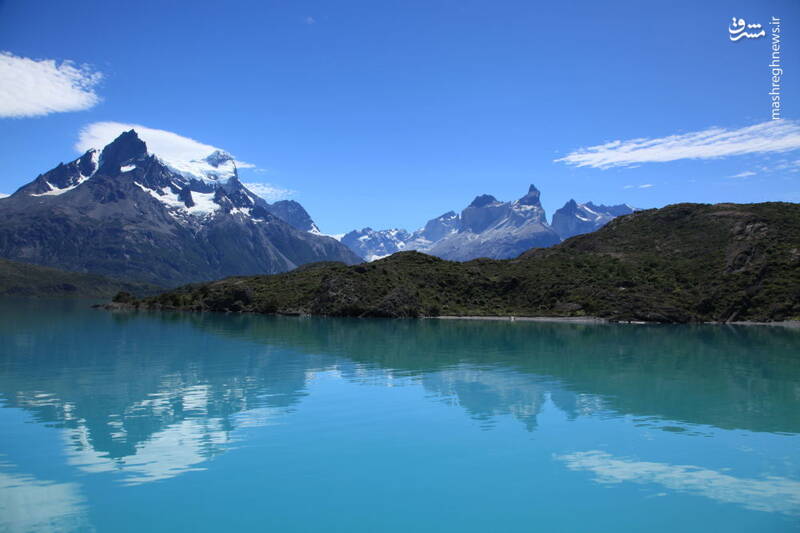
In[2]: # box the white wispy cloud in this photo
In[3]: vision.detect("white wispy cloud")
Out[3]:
[623,184,654,189]
[242,182,294,202]
[729,170,756,179]
[0,193,8,199]
[75,122,254,168]
[556,450,800,516]
[0,52,102,118]
[556,120,800,169]
[761,159,800,173]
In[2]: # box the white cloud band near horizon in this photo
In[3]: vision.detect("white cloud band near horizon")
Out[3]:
[556,120,800,169]
[0,52,102,118]
[75,122,254,169]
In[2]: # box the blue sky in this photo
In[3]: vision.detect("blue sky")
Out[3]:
[0,0,798,233]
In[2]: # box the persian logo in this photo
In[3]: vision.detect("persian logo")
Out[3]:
[728,16,783,119]
[728,17,765,41]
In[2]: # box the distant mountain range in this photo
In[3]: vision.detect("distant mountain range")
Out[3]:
[0,130,360,287]
[340,185,637,261]
[0,128,640,289]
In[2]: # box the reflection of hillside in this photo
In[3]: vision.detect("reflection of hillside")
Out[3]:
[0,299,799,487]
[181,312,800,434]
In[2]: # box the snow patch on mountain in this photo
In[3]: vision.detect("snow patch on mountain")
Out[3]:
[311,230,344,241]
[30,149,100,196]
[159,150,239,185]
[31,182,83,196]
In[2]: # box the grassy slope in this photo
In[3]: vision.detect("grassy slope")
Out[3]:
[125,202,800,323]
[0,258,157,298]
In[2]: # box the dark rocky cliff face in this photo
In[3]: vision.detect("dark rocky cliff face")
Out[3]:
[0,130,360,287]
[268,200,320,233]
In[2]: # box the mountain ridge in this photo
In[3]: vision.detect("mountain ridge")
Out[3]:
[551,200,637,240]
[341,185,634,262]
[114,202,800,323]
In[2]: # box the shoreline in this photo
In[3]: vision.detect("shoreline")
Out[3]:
[436,315,609,324]
[96,303,800,328]
[435,315,800,328]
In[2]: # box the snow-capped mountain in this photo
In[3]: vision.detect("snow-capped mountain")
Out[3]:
[342,185,561,261]
[0,130,360,286]
[341,211,460,261]
[341,228,414,261]
[551,200,637,240]
[341,186,639,262]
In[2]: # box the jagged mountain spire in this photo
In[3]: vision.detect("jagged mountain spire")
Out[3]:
[98,130,148,174]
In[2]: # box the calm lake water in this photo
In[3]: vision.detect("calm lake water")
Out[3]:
[0,299,799,532]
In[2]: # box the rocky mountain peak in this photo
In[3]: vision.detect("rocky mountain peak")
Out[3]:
[516,184,542,206]
[587,202,637,217]
[98,130,147,174]
[268,200,320,233]
[562,199,579,211]
[417,210,460,242]
[551,200,637,240]
[469,194,499,208]
[205,150,235,168]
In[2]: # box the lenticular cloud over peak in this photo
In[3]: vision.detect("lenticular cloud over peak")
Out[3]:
[75,122,253,169]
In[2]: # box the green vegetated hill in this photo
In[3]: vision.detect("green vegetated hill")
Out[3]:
[0,258,156,298]
[120,203,800,323]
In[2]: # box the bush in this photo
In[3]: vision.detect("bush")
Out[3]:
[112,291,134,303]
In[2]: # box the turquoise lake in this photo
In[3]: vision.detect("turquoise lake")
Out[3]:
[0,299,799,532]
